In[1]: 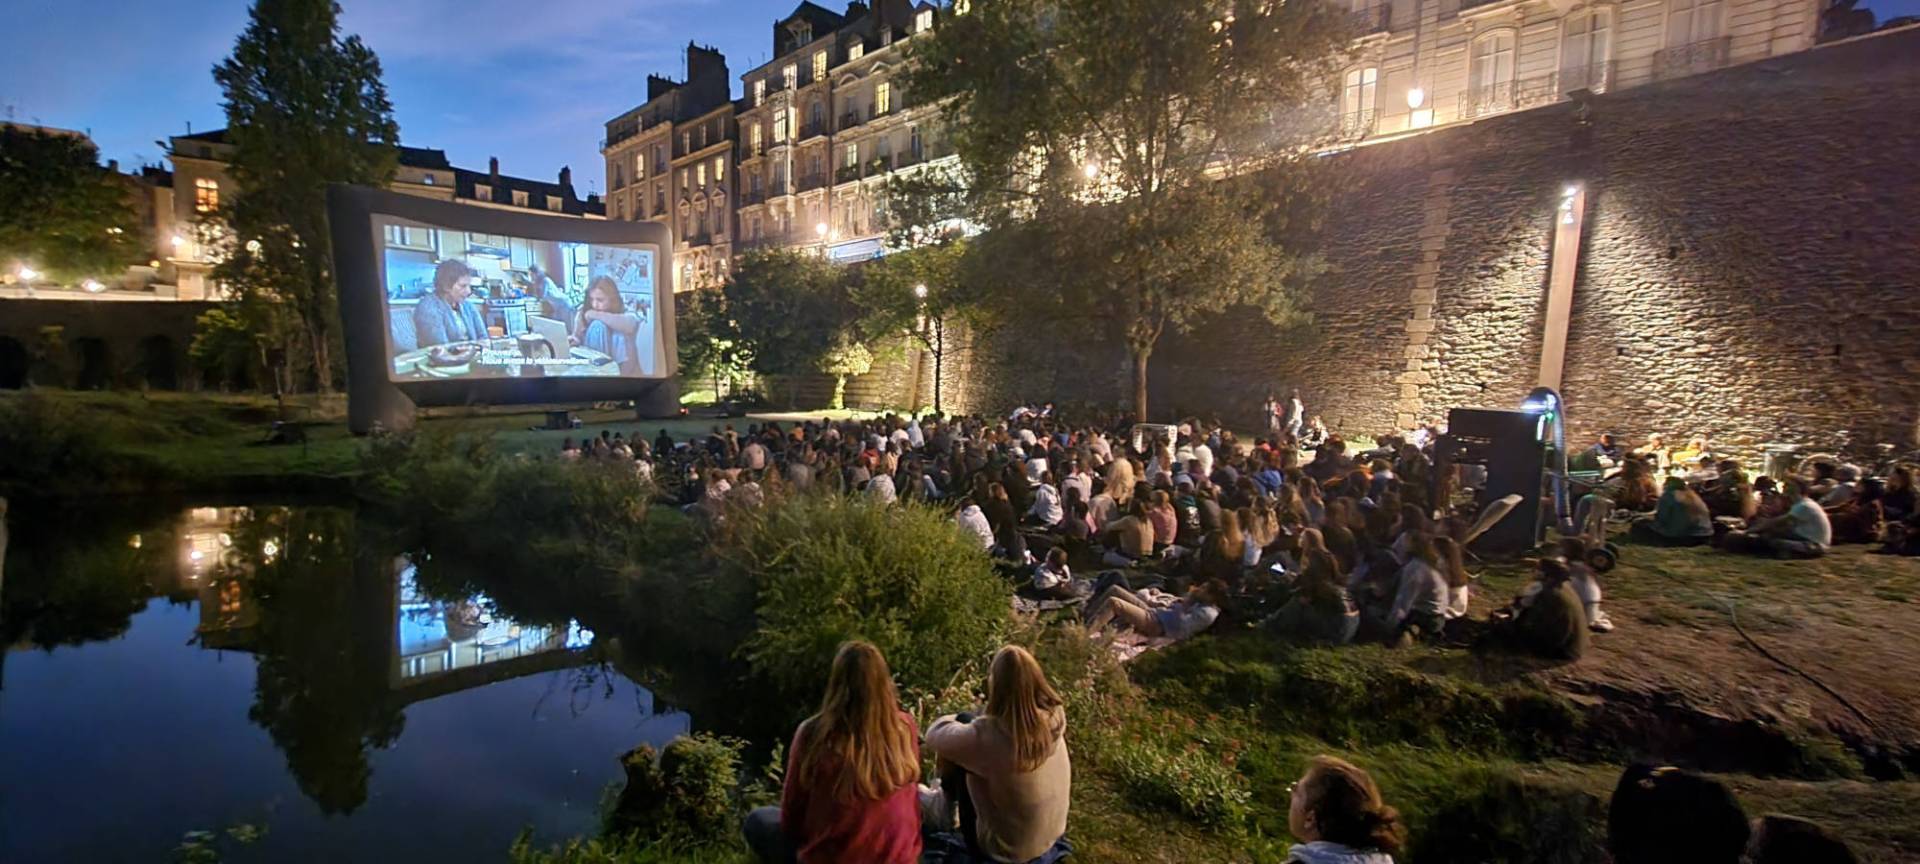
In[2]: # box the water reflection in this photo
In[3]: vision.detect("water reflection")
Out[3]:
[1,500,689,863]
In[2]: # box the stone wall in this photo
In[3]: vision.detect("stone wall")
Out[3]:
[928,27,1920,457]
[0,299,214,390]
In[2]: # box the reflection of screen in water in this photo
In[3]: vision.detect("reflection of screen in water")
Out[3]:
[395,561,593,683]
[374,215,661,383]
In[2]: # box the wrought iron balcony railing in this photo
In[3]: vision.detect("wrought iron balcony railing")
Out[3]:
[1652,36,1732,81]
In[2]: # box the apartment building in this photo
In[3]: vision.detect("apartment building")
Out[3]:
[165,129,601,301]
[731,0,948,263]
[602,44,733,291]
[1332,0,1821,139]
[670,101,739,290]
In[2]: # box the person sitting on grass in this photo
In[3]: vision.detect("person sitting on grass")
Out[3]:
[1433,536,1473,625]
[1826,479,1886,545]
[1702,460,1758,521]
[1031,547,1081,601]
[1606,764,1750,864]
[924,646,1072,864]
[1630,477,1714,546]
[1745,814,1860,864]
[1721,479,1830,558]
[1496,558,1590,660]
[744,641,923,864]
[1269,528,1361,646]
[1378,531,1448,645]
[1098,499,1156,568]
[1083,579,1226,644]
[1559,536,1616,633]
[1026,471,1063,528]
[1283,756,1406,864]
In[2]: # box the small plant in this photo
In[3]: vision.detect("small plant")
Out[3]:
[607,734,749,849]
[1109,735,1254,826]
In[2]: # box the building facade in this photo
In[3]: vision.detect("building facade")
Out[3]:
[1331,0,1821,140]
[601,44,733,290]
[164,129,601,302]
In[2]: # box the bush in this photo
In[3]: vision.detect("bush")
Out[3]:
[0,391,171,495]
[608,734,749,845]
[722,496,1010,717]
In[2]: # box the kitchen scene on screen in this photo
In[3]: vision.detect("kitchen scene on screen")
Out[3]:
[380,221,658,380]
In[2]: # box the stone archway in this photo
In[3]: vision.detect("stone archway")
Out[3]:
[0,337,28,389]
[139,335,179,390]
[72,337,112,390]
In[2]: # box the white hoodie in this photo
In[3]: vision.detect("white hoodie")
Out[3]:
[1287,841,1395,864]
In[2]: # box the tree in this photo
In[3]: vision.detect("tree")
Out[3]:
[212,0,400,393]
[903,0,1350,419]
[0,126,144,283]
[675,286,756,403]
[853,240,980,412]
[721,249,866,406]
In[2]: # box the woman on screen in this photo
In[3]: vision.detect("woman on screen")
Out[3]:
[574,276,646,375]
[413,259,488,349]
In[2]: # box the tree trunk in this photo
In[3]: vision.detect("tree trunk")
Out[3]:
[831,374,848,411]
[1131,346,1151,421]
[310,324,332,395]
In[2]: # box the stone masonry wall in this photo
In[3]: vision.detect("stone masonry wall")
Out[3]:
[925,27,1920,457]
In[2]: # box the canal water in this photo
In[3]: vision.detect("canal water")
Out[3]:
[0,502,690,863]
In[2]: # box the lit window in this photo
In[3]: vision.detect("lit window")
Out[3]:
[849,42,865,61]
[751,123,764,154]
[194,177,219,212]
[753,79,767,105]
[512,190,530,207]
[681,131,691,153]
[698,163,708,186]
[917,9,934,32]
[954,0,970,13]
[783,63,797,89]
[1342,67,1377,120]
[773,109,790,143]
[813,50,828,82]
[845,142,859,172]
[636,152,646,179]
[546,195,563,212]
[1470,31,1516,95]
[1562,10,1613,91]
[1667,0,1723,46]
[714,156,725,182]
[475,184,493,202]
[875,82,892,115]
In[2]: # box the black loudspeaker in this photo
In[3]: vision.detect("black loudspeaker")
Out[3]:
[1438,408,1547,555]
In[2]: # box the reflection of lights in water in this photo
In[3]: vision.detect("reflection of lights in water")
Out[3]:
[262,539,279,561]
[189,549,205,562]
[128,534,142,549]
[218,532,232,548]
[190,507,220,522]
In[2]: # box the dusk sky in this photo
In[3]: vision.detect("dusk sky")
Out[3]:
[5,0,1917,196]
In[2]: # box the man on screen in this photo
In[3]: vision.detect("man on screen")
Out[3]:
[414,258,488,348]
[522,263,576,331]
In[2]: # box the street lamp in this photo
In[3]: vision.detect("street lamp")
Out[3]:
[913,281,944,413]
[17,266,39,282]
[1081,161,1100,181]
[81,279,107,293]
[913,282,928,299]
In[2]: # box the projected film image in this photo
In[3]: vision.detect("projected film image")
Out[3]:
[375,216,662,381]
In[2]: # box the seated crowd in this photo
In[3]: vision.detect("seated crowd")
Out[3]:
[738,639,1858,864]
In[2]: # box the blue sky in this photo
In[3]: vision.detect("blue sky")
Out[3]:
[4,0,1917,196]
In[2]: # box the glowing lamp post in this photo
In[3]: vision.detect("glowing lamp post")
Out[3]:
[914,282,945,413]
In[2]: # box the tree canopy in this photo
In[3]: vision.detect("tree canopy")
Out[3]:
[211,0,399,393]
[902,0,1351,418]
[0,127,145,283]
[720,249,863,380]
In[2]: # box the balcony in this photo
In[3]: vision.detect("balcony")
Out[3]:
[1350,4,1390,34]
[798,172,829,192]
[835,164,863,184]
[743,186,766,205]
[1334,108,1376,141]
[1457,73,1564,120]
[740,232,798,251]
[1558,62,1615,94]
[894,149,925,170]
[866,156,892,177]
[799,120,828,141]
[841,111,864,131]
[1653,36,1731,81]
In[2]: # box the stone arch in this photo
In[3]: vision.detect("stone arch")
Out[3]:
[0,336,28,389]
[138,334,179,390]
[72,337,112,390]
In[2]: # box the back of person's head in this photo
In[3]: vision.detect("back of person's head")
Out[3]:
[1289,756,1405,855]
[1560,534,1590,562]
[1434,536,1468,587]
[1046,546,1067,567]
[1745,814,1858,864]
[1607,764,1749,864]
[1299,527,1328,556]
[985,645,1064,772]
[1785,478,1809,500]
[1538,556,1572,586]
[1813,462,1837,481]
[800,641,918,802]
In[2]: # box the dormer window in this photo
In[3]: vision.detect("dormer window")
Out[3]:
[917,9,934,32]
[849,42,865,61]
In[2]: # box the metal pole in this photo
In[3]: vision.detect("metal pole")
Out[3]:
[933,315,944,414]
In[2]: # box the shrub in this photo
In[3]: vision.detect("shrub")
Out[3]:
[0,391,171,495]
[608,734,748,845]
[722,496,1010,717]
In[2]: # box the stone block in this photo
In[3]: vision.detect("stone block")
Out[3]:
[1409,288,1436,305]
[1397,370,1433,385]
[1404,319,1436,334]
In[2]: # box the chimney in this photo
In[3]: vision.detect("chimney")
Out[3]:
[489,156,500,184]
[559,165,573,191]
[107,159,120,172]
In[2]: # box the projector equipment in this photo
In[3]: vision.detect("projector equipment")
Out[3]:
[1434,405,1552,555]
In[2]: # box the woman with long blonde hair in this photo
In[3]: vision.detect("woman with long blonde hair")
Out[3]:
[744,641,922,864]
[926,646,1072,862]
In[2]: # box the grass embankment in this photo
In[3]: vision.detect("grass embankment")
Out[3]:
[0,389,882,497]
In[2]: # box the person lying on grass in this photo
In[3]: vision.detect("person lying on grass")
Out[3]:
[1083,579,1227,643]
